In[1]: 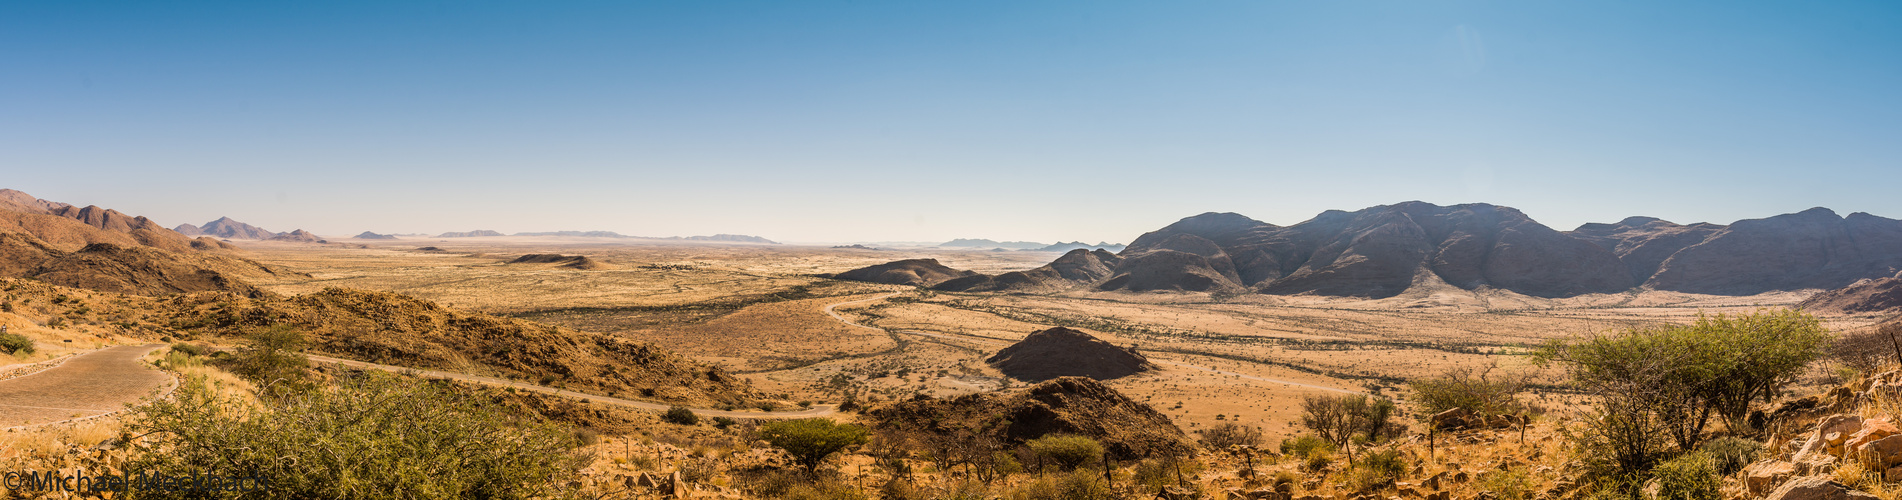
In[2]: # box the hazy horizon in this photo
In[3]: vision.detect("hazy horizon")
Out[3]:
[5,2,1898,243]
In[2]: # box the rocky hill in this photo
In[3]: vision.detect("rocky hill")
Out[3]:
[0,189,202,253]
[27,243,269,297]
[508,253,604,270]
[985,327,1157,381]
[0,189,293,296]
[1800,274,1902,316]
[867,376,1192,459]
[268,229,326,243]
[826,258,977,286]
[934,249,1122,293]
[354,231,397,240]
[159,287,758,405]
[176,216,278,240]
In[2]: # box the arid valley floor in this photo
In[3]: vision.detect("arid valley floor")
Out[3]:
[231,237,1887,438]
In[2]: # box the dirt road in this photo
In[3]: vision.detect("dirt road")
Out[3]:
[0,345,172,428]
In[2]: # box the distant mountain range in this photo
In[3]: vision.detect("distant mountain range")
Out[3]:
[835,202,1902,298]
[938,238,1125,252]
[176,216,327,243]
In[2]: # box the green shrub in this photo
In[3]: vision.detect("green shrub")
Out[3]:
[0,332,33,355]
[663,406,699,425]
[230,324,311,395]
[759,418,870,473]
[1132,457,1204,494]
[1653,453,1720,500]
[1025,434,1105,471]
[782,480,869,500]
[1303,448,1333,472]
[1409,365,1525,416]
[1279,434,1334,457]
[1198,422,1264,449]
[1478,468,1537,500]
[1007,470,1108,500]
[1347,448,1407,490]
[125,371,584,499]
[712,416,738,429]
[1300,394,1405,446]
[1700,437,1762,477]
[169,342,210,357]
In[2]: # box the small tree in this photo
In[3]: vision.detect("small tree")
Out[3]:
[232,325,310,395]
[1198,422,1265,450]
[1409,364,1525,416]
[1025,434,1105,471]
[760,418,869,474]
[1300,394,1404,448]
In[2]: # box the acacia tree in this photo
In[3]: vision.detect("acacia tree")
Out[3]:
[1300,394,1403,448]
[760,418,870,474]
[1537,308,1830,489]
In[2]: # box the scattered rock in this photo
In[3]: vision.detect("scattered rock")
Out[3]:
[1763,475,1878,500]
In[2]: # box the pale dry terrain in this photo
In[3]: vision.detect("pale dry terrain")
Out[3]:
[226,237,1886,439]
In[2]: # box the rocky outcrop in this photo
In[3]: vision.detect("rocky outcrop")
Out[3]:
[507,254,603,270]
[354,231,398,240]
[1800,276,1902,316]
[933,249,1122,293]
[867,376,1191,459]
[27,243,265,297]
[985,327,1156,381]
[827,258,976,287]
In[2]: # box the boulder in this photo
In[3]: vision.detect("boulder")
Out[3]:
[1763,476,1878,500]
[1745,461,1798,496]
[1431,408,1475,430]
[1855,434,1902,469]
[1846,418,1898,451]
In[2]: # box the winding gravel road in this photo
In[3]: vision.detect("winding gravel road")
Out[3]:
[0,344,172,428]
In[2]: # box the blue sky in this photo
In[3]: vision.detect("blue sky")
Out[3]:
[4,1,1898,243]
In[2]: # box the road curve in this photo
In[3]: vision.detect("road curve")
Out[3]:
[0,344,173,429]
[825,292,1359,395]
[306,355,835,419]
